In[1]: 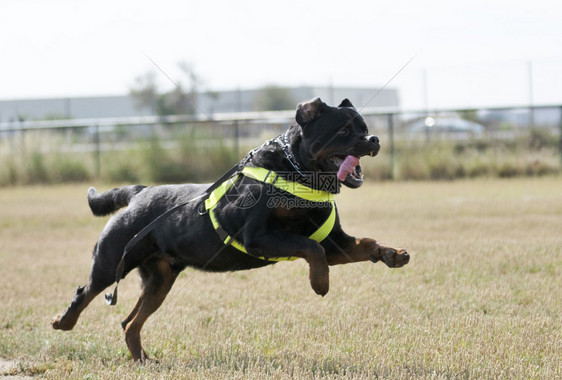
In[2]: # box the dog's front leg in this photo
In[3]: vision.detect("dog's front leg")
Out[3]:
[347,238,409,268]
[245,235,329,296]
[324,231,409,268]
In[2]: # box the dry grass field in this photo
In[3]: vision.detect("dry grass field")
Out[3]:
[0,178,561,379]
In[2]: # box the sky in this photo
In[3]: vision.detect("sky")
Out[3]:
[1,0,561,109]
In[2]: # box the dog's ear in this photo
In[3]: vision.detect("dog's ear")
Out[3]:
[338,99,355,109]
[296,97,325,126]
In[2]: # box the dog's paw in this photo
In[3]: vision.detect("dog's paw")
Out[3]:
[309,267,330,297]
[51,314,75,331]
[51,315,65,330]
[381,248,410,268]
[312,281,329,297]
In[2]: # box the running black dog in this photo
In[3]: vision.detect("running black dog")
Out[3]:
[52,98,409,362]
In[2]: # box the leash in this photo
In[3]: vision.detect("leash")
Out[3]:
[105,163,242,306]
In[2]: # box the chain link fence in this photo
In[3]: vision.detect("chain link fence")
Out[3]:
[1,105,561,186]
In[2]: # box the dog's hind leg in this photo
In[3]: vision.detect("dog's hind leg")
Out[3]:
[52,236,130,331]
[52,243,106,330]
[51,283,96,331]
[121,296,143,331]
[123,257,177,362]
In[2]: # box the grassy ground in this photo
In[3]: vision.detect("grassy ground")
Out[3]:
[0,178,561,379]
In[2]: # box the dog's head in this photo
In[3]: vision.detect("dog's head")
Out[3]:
[295,97,380,189]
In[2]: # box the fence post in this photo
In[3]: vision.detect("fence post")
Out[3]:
[19,124,26,155]
[234,120,240,159]
[235,87,243,159]
[94,124,101,178]
[559,106,562,168]
[387,113,395,180]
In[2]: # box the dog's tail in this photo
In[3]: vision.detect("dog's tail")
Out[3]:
[87,185,147,216]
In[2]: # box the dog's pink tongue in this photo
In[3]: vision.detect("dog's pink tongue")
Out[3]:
[337,155,360,181]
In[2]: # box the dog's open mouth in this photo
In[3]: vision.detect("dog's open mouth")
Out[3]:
[332,154,364,188]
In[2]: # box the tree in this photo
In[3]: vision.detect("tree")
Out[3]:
[458,109,479,123]
[254,85,295,111]
[129,62,200,116]
[129,71,158,114]
[155,85,193,116]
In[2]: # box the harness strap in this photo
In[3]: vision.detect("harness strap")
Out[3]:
[241,166,334,203]
[205,167,336,262]
[204,174,240,210]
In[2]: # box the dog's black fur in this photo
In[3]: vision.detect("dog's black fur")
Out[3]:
[52,98,409,362]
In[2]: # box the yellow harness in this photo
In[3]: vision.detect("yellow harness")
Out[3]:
[204,166,336,262]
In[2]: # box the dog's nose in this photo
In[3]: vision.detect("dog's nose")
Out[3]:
[369,135,379,144]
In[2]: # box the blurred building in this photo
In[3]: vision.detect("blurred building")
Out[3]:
[0,86,399,123]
